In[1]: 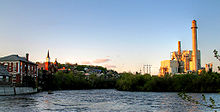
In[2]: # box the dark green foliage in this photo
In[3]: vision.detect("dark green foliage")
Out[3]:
[115,72,220,93]
[213,49,220,61]
[116,73,151,91]
[213,49,220,71]
[51,71,116,90]
[52,71,91,90]
[38,70,54,90]
[40,68,220,93]
[38,63,118,90]
[22,75,36,88]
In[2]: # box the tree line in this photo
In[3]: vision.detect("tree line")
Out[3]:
[116,72,220,93]
[38,70,220,93]
[39,70,117,90]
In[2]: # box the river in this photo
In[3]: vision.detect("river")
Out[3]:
[0,89,219,112]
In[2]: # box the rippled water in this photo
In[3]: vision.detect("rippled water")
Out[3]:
[0,89,220,112]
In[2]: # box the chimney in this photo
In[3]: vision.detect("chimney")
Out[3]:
[191,20,198,71]
[26,53,29,61]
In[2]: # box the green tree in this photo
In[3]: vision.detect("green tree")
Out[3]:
[213,49,220,71]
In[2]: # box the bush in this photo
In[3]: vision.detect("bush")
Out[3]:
[115,72,220,93]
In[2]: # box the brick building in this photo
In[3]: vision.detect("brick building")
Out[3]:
[0,54,38,84]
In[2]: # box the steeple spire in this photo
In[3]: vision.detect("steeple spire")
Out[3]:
[46,50,50,62]
[47,50,50,58]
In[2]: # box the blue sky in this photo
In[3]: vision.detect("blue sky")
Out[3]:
[0,0,220,74]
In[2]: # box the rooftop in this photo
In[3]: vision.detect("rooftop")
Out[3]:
[0,55,37,65]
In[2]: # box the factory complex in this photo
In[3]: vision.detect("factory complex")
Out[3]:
[159,20,211,76]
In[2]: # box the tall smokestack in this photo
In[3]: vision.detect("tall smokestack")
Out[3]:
[178,41,181,56]
[191,20,198,71]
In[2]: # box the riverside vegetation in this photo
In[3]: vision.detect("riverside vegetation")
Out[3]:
[116,72,220,93]
[52,71,117,90]
[38,64,118,90]
[39,69,220,93]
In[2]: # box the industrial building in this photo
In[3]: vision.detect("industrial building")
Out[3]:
[159,20,201,76]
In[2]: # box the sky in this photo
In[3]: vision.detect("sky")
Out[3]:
[0,0,220,75]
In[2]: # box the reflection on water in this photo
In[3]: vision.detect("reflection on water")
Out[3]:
[0,89,219,112]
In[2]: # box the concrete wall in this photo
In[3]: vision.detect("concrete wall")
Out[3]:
[160,60,179,74]
[0,86,37,96]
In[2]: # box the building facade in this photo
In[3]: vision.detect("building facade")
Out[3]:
[160,60,179,75]
[0,54,38,84]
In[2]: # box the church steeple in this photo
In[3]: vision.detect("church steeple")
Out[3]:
[45,50,50,71]
[47,50,50,58]
[46,50,50,62]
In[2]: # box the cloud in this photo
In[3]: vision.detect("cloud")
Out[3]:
[93,59,111,64]
[104,64,117,68]
[81,61,91,64]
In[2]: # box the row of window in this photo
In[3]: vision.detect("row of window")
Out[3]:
[0,62,37,73]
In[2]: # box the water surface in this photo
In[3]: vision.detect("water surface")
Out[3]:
[0,89,219,112]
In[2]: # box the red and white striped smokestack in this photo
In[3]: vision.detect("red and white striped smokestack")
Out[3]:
[191,20,198,71]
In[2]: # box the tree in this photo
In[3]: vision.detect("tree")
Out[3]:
[213,49,220,71]
[178,92,219,112]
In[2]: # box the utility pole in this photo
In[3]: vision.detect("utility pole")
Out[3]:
[140,68,142,74]
[143,64,152,74]
[143,65,147,74]
[146,64,149,74]
[149,65,152,74]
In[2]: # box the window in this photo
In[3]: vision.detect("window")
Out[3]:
[8,63,11,72]
[13,63,16,72]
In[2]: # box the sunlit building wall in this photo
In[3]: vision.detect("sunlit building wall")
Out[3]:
[159,60,179,76]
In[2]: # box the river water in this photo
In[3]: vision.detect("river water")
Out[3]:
[0,89,219,112]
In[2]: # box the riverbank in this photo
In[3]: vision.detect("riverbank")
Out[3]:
[0,86,37,96]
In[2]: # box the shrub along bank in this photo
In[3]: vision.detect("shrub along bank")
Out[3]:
[51,71,117,90]
[115,72,220,93]
[42,70,220,93]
